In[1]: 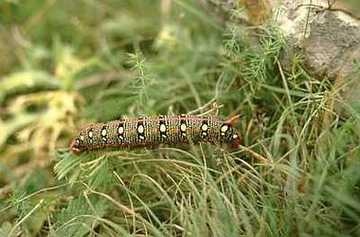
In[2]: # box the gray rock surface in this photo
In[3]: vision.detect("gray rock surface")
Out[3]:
[277,0,360,78]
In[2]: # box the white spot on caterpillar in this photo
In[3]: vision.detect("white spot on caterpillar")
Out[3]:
[233,134,238,139]
[101,128,107,136]
[139,134,145,140]
[220,124,229,133]
[118,125,124,135]
[201,123,208,131]
[160,124,166,132]
[137,124,144,134]
[80,135,85,141]
[88,130,93,138]
[180,123,187,132]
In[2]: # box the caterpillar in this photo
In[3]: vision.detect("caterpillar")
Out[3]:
[69,115,241,154]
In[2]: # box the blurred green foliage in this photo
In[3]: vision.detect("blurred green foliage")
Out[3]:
[0,0,359,236]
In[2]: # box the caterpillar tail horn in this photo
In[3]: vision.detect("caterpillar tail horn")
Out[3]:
[225,114,240,126]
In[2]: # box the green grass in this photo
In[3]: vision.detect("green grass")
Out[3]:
[0,0,360,236]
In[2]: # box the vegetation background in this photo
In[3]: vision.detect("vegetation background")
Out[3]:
[0,0,360,236]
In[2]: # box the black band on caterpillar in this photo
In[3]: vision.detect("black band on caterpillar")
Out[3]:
[69,115,241,155]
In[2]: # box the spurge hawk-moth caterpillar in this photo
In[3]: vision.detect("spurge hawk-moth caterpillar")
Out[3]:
[69,115,241,154]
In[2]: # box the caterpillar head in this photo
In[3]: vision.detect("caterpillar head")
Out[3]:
[69,137,82,155]
[69,130,88,155]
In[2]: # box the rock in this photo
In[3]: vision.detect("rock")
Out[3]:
[275,0,360,116]
[201,0,360,116]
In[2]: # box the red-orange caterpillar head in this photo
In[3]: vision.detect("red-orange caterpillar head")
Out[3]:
[69,137,82,155]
